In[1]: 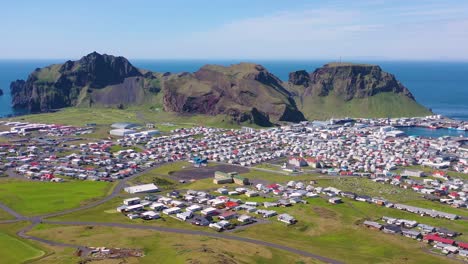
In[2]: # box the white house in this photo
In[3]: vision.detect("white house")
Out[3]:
[124,183,159,194]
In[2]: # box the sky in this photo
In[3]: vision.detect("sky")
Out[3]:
[0,0,467,60]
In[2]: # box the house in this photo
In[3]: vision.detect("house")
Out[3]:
[149,202,165,211]
[123,197,141,206]
[277,213,297,224]
[209,220,232,231]
[329,197,343,204]
[457,242,468,251]
[417,224,435,233]
[127,213,140,219]
[124,183,159,194]
[256,210,277,218]
[355,195,372,202]
[141,211,160,220]
[163,207,181,215]
[176,211,193,221]
[363,220,383,230]
[190,216,211,226]
[186,204,202,212]
[402,170,425,177]
[402,229,422,239]
[458,249,468,257]
[288,157,307,167]
[341,191,356,199]
[237,214,254,224]
[436,228,459,238]
[423,234,455,245]
[201,207,219,216]
[124,204,144,212]
[383,225,402,234]
[219,211,238,220]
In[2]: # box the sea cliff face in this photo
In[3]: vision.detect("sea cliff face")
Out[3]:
[289,63,415,100]
[287,63,431,119]
[10,53,431,125]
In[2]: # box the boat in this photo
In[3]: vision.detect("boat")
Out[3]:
[456,127,466,131]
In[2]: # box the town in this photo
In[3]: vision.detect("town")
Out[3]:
[0,114,467,262]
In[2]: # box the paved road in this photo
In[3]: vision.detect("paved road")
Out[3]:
[44,220,343,264]
[0,201,25,220]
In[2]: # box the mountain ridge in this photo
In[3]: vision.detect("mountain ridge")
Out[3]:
[10,52,431,126]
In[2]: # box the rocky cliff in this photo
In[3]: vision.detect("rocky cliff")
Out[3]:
[288,63,431,119]
[10,54,431,125]
[10,52,159,112]
[162,63,305,125]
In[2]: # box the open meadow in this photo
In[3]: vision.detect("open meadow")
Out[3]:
[0,179,113,216]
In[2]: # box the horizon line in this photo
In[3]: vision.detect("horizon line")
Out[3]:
[0,57,468,63]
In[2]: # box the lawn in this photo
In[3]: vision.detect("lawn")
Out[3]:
[0,233,44,263]
[0,179,113,216]
[28,224,321,264]
[0,222,46,264]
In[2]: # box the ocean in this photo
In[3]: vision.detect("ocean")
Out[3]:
[1,60,467,120]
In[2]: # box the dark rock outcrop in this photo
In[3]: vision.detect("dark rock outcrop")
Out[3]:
[162,63,305,125]
[289,63,415,101]
[0,88,3,96]
[10,52,155,112]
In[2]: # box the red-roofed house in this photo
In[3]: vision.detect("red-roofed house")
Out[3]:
[225,201,239,209]
[423,234,455,245]
[458,242,468,250]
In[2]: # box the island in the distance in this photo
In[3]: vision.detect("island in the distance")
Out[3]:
[10,52,431,126]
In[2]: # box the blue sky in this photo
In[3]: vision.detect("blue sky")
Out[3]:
[1,0,467,60]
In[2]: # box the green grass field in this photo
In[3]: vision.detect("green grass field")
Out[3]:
[297,92,431,120]
[0,233,44,263]
[0,222,46,264]
[28,224,321,264]
[0,179,113,216]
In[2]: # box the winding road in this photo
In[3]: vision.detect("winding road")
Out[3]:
[0,164,343,264]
